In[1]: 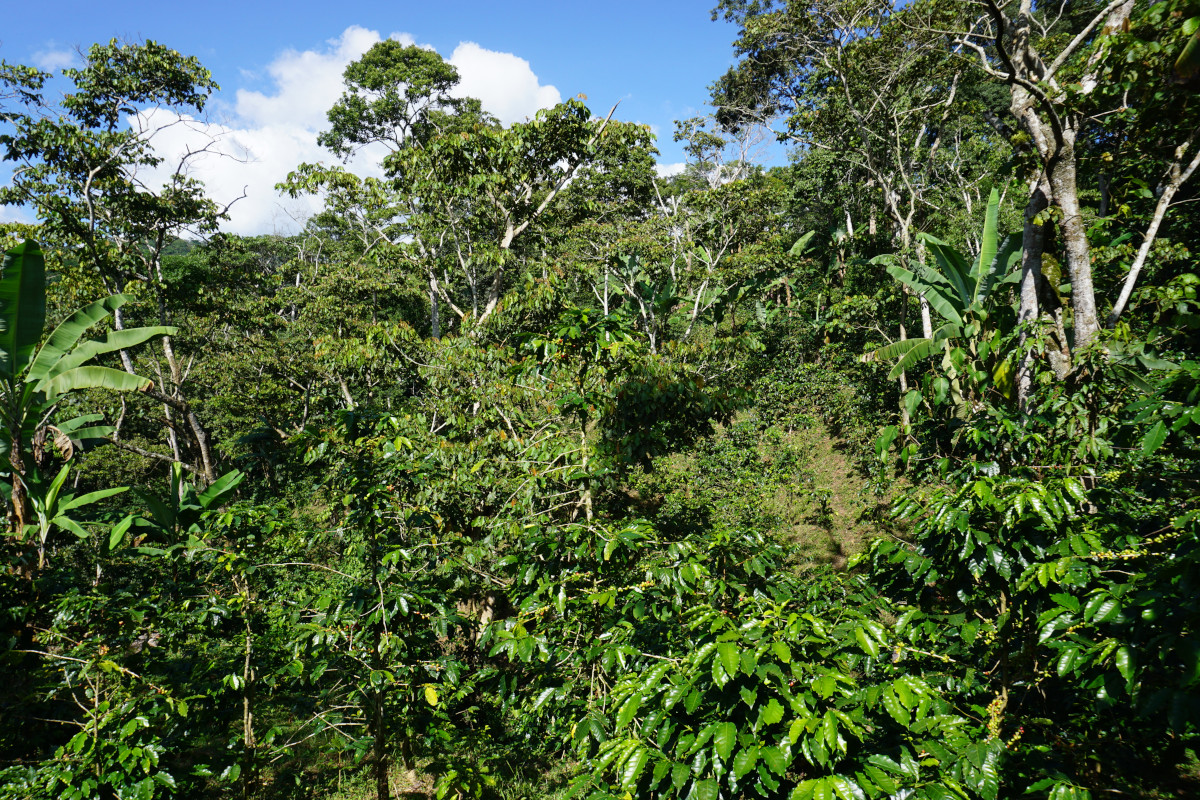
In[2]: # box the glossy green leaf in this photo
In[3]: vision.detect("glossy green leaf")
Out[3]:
[1115,646,1135,681]
[718,642,740,678]
[620,747,649,789]
[854,626,880,658]
[733,746,758,779]
[0,241,46,379]
[712,721,736,761]
[760,697,785,726]
[1142,420,1168,455]
[830,776,867,800]
[761,745,788,776]
[691,778,718,800]
[617,691,643,729]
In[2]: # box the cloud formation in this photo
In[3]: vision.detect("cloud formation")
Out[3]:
[139,26,562,236]
[32,46,80,72]
[449,42,561,126]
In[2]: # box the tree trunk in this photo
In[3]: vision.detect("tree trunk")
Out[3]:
[1017,178,1049,409]
[1047,126,1100,350]
[8,429,30,542]
[580,427,593,523]
[373,694,390,800]
[429,272,441,340]
[1108,133,1200,326]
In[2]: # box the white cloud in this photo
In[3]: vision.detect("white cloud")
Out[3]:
[32,46,79,72]
[0,203,38,227]
[132,109,360,237]
[233,25,408,133]
[132,26,563,236]
[449,42,560,125]
[655,162,687,178]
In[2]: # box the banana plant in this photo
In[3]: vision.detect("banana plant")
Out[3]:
[26,463,129,568]
[117,462,245,549]
[0,240,175,533]
[864,189,1020,381]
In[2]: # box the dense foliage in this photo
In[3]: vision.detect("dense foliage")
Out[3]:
[2,3,1199,799]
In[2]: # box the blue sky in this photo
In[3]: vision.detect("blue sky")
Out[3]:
[3,1,785,234]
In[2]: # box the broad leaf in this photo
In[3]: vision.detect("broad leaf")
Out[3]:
[0,241,46,378]
[617,691,643,729]
[979,234,1021,305]
[884,263,964,326]
[108,514,135,550]
[919,234,973,309]
[712,721,736,761]
[197,469,246,509]
[972,188,1000,301]
[788,230,816,256]
[888,337,949,380]
[52,515,91,539]
[40,325,176,383]
[40,366,153,401]
[865,337,927,365]
[1142,420,1168,455]
[54,413,106,435]
[26,295,132,382]
[57,485,129,514]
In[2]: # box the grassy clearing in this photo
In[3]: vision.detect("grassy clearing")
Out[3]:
[623,411,894,566]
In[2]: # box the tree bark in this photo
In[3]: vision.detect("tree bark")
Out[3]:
[915,240,934,339]
[1047,127,1100,350]
[1017,177,1048,409]
[1108,132,1200,326]
[429,272,441,340]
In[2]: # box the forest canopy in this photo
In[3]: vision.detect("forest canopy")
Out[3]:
[2,2,1200,799]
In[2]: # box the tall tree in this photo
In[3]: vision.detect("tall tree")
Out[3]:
[957,0,1200,356]
[284,42,655,335]
[0,40,228,481]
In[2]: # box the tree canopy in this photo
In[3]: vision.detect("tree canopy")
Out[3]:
[2,9,1199,800]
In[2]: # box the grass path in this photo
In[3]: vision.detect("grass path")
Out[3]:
[781,422,891,567]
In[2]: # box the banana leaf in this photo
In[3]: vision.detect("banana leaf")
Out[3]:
[918,234,973,308]
[887,338,944,380]
[885,263,965,327]
[788,230,816,256]
[0,241,46,379]
[38,325,176,383]
[40,366,153,402]
[979,234,1022,304]
[197,469,246,508]
[972,188,1001,300]
[864,337,939,381]
[57,485,128,515]
[1175,26,1200,83]
[26,295,132,382]
[50,516,90,540]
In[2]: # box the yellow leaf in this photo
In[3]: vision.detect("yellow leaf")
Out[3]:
[992,358,1014,400]
[424,685,439,706]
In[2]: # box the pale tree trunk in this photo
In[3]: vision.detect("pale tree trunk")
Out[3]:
[580,427,593,523]
[973,0,1135,357]
[1107,132,1200,326]
[111,297,218,485]
[429,272,441,339]
[897,289,911,431]
[1047,127,1101,350]
[915,240,934,339]
[898,322,911,431]
[1017,176,1048,409]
